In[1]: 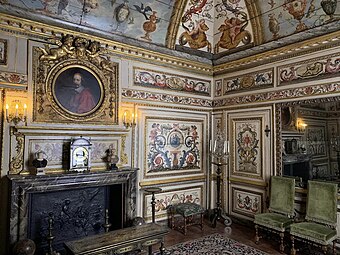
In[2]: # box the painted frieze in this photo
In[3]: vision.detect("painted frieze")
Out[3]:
[214,82,340,107]
[279,53,340,85]
[122,89,212,107]
[0,71,27,86]
[215,79,222,97]
[133,67,211,96]
[145,118,203,177]
[143,186,203,220]
[222,69,273,94]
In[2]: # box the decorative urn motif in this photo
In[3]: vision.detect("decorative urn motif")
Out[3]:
[321,0,337,20]
[283,0,308,32]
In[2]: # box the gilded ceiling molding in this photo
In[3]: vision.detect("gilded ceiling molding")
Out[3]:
[122,89,212,107]
[245,0,263,45]
[214,30,340,75]
[0,14,213,75]
[166,0,188,49]
[214,82,340,108]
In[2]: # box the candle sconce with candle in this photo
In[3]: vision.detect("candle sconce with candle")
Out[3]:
[122,109,137,128]
[5,99,27,125]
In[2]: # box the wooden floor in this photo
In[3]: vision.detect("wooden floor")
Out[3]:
[161,218,281,255]
[157,217,338,255]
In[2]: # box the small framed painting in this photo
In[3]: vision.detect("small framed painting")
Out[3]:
[0,39,7,65]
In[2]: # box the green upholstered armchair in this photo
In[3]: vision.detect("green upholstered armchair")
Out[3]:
[290,180,338,255]
[254,176,296,253]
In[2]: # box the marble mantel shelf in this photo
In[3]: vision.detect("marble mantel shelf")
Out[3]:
[8,168,139,246]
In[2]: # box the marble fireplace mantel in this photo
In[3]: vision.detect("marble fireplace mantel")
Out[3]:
[7,169,138,250]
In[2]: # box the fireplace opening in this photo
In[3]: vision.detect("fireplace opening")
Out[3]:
[27,184,123,254]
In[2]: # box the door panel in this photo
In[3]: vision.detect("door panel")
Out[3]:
[226,106,273,220]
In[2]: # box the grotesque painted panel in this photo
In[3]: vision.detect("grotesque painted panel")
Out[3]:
[222,69,273,94]
[305,124,327,158]
[231,187,262,218]
[143,186,203,221]
[133,67,211,96]
[231,118,262,179]
[144,118,203,178]
[279,53,340,85]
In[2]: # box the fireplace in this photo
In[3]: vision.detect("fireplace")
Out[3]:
[8,169,137,254]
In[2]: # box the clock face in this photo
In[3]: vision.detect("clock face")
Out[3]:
[72,147,89,168]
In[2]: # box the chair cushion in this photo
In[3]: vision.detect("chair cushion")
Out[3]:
[254,212,293,232]
[290,222,337,245]
[172,202,205,217]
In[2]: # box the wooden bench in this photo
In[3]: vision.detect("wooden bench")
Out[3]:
[64,223,169,255]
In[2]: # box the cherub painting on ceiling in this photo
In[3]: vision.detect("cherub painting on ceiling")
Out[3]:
[177,0,214,53]
[214,0,251,53]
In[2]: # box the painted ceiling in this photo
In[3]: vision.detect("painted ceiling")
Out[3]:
[1,0,339,62]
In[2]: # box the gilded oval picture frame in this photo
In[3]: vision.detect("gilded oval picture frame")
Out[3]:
[52,65,103,116]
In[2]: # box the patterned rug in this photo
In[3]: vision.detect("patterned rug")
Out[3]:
[153,233,268,255]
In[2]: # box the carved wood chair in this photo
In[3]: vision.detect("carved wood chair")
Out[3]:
[290,180,338,255]
[254,176,296,253]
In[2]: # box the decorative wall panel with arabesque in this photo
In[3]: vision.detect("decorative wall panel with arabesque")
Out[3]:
[144,118,203,178]
[32,35,118,124]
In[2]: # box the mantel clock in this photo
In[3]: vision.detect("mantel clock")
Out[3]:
[70,137,92,172]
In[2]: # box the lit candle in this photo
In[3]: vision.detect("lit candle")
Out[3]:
[24,104,27,118]
[131,113,134,125]
[134,113,137,124]
[123,111,127,123]
[5,104,8,120]
[15,104,18,117]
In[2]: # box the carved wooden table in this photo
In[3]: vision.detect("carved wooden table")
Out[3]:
[64,223,169,255]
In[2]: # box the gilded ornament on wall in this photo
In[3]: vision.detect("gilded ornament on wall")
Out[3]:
[33,34,118,124]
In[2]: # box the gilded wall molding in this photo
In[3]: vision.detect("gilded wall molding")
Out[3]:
[122,89,212,108]
[214,82,340,108]
[9,128,24,174]
[32,34,118,124]
[245,0,263,45]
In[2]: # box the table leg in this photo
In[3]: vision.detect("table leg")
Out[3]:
[159,241,165,255]
[148,245,152,255]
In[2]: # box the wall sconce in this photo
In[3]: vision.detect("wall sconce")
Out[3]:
[5,99,27,125]
[297,120,307,133]
[122,110,137,128]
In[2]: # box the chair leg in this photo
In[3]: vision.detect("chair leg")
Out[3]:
[200,213,203,231]
[255,224,260,244]
[279,232,285,253]
[170,212,175,229]
[290,235,296,255]
[321,245,327,254]
[333,240,336,255]
[184,216,187,235]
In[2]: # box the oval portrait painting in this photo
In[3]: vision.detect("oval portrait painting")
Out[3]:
[53,66,102,115]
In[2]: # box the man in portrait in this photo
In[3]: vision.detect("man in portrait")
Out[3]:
[69,72,96,113]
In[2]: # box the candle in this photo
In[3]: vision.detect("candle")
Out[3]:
[5,104,8,120]
[209,140,212,152]
[15,104,18,117]
[131,113,134,124]
[223,141,227,154]
[134,113,137,124]
[24,104,27,118]
[123,111,127,123]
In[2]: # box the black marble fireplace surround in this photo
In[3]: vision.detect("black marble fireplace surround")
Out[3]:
[7,169,137,254]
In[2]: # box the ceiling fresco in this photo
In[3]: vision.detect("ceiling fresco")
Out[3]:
[1,0,339,60]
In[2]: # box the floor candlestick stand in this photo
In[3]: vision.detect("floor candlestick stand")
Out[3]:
[211,161,232,228]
